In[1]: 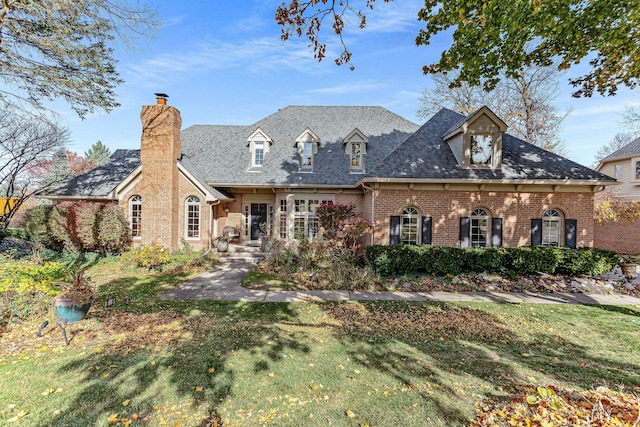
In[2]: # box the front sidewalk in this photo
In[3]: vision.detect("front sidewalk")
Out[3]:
[161,260,640,305]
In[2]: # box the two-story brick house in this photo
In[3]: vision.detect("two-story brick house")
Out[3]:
[45,95,616,251]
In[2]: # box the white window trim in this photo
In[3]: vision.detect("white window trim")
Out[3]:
[296,128,320,171]
[277,194,335,240]
[542,209,563,247]
[247,128,272,169]
[470,208,490,248]
[344,128,368,172]
[184,196,201,240]
[129,195,142,240]
[401,206,420,245]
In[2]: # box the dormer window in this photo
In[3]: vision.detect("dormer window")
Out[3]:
[296,128,320,171]
[247,128,272,169]
[470,135,492,165]
[302,141,313,167]
[254,141,265,166]
[443,106,506,170]
[343,128,368,172]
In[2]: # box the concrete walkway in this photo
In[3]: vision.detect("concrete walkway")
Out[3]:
[161,259,640,305]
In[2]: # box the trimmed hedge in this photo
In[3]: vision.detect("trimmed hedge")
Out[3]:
[365,245,619,277]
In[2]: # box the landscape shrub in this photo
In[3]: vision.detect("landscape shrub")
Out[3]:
[23,204,54,249]
[124,245,171,269]
[48,201,80,252]
[97,203,130,254]
[0,258,66,327]
[75,202,103,250]
[365,245,618,277]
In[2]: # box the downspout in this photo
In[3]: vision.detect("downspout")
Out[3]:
[361,183,375,245]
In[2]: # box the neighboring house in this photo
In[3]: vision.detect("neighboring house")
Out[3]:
[44,95,616,251]
[596,136,640,200]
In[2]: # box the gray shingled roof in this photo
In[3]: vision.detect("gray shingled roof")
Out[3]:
[601,136,640,162]
[44,149,141,198]
[180,106,420,186]
[368,108,616,182]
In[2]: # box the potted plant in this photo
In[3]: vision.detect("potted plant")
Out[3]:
[619,255,638,280]
[54,269,95,322]
[216,234,230,252]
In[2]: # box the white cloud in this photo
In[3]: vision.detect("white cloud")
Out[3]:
[123,37,328,86]
[306,81,388,95]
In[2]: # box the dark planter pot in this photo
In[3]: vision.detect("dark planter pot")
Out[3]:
[217,240,229,252]
[620,263,638,280]
[54,297,92,323]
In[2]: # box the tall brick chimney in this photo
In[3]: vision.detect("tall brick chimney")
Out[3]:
[139,93,182,249]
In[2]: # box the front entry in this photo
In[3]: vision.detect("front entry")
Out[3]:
[250,203,268,240]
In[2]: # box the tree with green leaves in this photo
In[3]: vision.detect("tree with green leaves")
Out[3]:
[276,0,639,97]
[0,0,160,117]
[84,141,112,166]
[418,65,569,155]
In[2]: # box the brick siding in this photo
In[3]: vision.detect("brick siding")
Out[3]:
[373,189,595,247]
[594,220,640,254]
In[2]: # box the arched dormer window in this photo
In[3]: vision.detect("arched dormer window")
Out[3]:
[129,195,142,238]
[296,128,320,171]
[343,128,368,172]
[185,196,201,239]
[247,128,273,168]
[542,209,562,246]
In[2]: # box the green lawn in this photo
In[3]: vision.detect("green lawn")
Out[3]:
[1,260,639,426]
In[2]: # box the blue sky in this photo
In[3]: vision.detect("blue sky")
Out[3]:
[59,0,639,168]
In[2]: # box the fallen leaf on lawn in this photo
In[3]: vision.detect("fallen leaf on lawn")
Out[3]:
[107,413,119,423]
[268,372,275,378]
[7,404,17,409]
[521,353,530,357]
[103,373,110,378]
[345,410,355,418]
[195,386,203,392]
[122,399,130,407]
[208,367,215,373]
[6,411,28,422]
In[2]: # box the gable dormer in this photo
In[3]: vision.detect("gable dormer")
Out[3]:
[343,128,368,172]
[443,106,506,169]
[247,128,272,168]
[296,128,320,171]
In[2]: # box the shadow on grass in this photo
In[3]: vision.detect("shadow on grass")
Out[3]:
[44,300,309,427]
[324,301,640,425]
[37,267,640,427]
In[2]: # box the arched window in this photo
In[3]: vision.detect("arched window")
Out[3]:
[401,207,420,245]
[471,208,489,247]
[542,209,562,246]
[129,195,142,238]
[185,196,200,239]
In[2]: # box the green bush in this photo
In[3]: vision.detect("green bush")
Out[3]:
[365,245,618,277]
[0,258,66,327]
[97,204,130,254]
[124,245,171,269]
[5,228,27,240]
[23,204,53,249]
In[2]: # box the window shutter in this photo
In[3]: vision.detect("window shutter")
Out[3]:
[565,219,577,249]
[421,216,432,245]
[389,216,400,244]
[460,217,470,247]
[491,218,503,247]
[531,218,542,246]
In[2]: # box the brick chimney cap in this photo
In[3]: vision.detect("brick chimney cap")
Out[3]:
[155,93,169,99]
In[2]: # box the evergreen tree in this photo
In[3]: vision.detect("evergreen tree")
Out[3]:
[84,141,111,166]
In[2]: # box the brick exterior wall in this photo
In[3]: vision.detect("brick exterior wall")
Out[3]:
[373,189,595,247]
[594,220,640,254]
[139,104,182,249]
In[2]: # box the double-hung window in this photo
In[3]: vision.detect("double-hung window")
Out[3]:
[130,195,142,238]
[185,196,200,239]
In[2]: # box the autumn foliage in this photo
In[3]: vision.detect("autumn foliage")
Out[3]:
[594,193,640,225]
